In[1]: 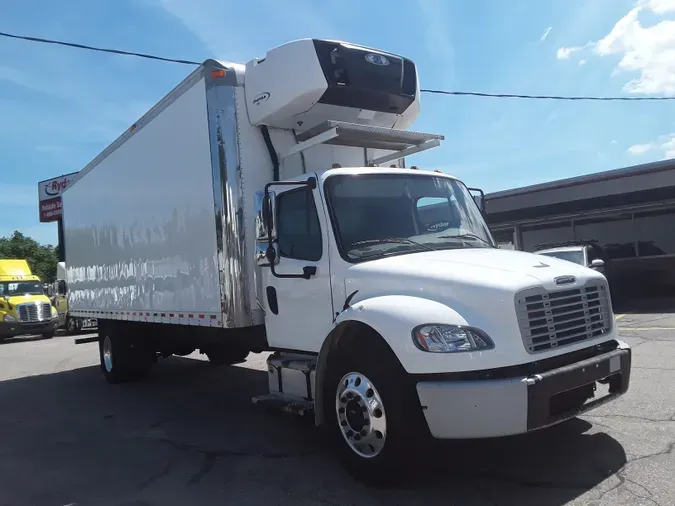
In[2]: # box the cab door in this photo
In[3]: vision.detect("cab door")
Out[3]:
[255,174,335,352]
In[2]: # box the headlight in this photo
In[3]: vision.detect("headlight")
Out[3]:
[3,314,17,323]
[412,324,495,353]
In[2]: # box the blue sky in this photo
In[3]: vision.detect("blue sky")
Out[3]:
[2,0,675,245]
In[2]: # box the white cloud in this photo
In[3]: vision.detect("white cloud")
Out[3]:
[627,142,656,155]
[556,41,594,60]
[540,27,553,41]
[643,0,675,15]
[627,133,675,157]
[578,59,587,66]
[559,0,675,94]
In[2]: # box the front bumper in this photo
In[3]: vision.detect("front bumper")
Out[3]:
[415,341,631,439]
[0,319,59,339]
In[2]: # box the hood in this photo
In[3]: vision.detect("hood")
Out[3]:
[342,248,612,369]
[346,248,603,295]
[6,293,51,306]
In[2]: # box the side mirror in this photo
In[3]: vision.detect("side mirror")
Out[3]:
[468,187,486,214]
[254,190,277,242]
[590,258,605,270]
[57,280,67,296]
[255,242,280,267]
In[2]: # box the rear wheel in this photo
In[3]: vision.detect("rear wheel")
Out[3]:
[66,316,78,335]
[324,337,428,487]
[99,327,153,384]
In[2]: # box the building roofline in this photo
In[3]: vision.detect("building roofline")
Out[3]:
[486,157,675,200]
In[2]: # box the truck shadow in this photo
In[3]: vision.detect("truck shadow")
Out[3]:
[0,354,626,506]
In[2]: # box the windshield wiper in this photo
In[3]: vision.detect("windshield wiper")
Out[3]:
[437,233,494,247]
[348,237,434,251]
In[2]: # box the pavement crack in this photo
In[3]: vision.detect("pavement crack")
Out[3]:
[627,441,675,464]
[134,435,320,460]
[483,472,592,491]
[137,456,176,491]
[633,366,675,371]
[187,451,218,486]
[586,413,673,423]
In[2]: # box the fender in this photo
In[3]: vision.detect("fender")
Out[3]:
[314,294,469,427]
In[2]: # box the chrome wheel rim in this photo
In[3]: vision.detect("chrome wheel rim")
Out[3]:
[103,336,113,372]
[335,372,387,459]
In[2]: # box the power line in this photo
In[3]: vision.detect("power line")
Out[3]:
[420,89,675,101]
[0,30,200,65]
[2,30,675,102]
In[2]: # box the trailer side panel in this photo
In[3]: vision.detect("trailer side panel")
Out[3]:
[63,74,223,326]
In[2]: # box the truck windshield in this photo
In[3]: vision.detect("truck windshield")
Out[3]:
[325,173,495,261]
[0,281,44,296]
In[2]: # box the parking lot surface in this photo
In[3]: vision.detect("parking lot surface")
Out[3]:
[0,314,673,506]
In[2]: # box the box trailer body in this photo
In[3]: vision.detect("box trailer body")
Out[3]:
[61,39,631,485]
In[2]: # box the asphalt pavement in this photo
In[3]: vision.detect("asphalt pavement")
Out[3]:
[0,314,673,506]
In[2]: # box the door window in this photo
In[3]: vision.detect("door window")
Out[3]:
[276,188,323,262]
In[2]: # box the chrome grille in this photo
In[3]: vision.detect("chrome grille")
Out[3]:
[17,302,52,322]
[515,282,612,354]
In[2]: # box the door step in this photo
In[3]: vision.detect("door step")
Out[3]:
[252,352,318,417]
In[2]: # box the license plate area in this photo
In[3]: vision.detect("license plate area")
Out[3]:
[527,348,631,430]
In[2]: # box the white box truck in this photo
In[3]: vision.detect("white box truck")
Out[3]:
[61,39,631,485]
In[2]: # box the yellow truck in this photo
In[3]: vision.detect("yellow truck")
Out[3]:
[0,259,59,341]
[52,261,97,334]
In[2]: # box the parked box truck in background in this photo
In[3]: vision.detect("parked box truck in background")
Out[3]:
[61,39,632,485]
[52,261,97,334]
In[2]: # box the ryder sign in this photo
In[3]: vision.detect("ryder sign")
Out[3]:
[37,172,78,222]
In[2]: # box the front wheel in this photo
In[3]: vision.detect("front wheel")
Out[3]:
[324,339,428,487]
[42,331,55,339]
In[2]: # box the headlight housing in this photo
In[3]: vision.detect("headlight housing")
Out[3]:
[3,314,17,323]
[412,324,495,353]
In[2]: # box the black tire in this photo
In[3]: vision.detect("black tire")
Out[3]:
[204,344,249,366]
[99,328,153,384]
[323,337,428,487]
[42,331,55,339]
[66,316,78,335]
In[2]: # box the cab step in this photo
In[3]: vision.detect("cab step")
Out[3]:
[252,352,318,417]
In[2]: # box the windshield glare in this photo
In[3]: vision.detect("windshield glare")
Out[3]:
[0,281,44,296]
[540,250,585,266]
[325,174,495,260]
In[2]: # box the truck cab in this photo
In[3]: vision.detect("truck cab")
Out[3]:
[0,259,59,341]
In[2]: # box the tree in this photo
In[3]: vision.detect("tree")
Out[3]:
[0,231,58,283]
